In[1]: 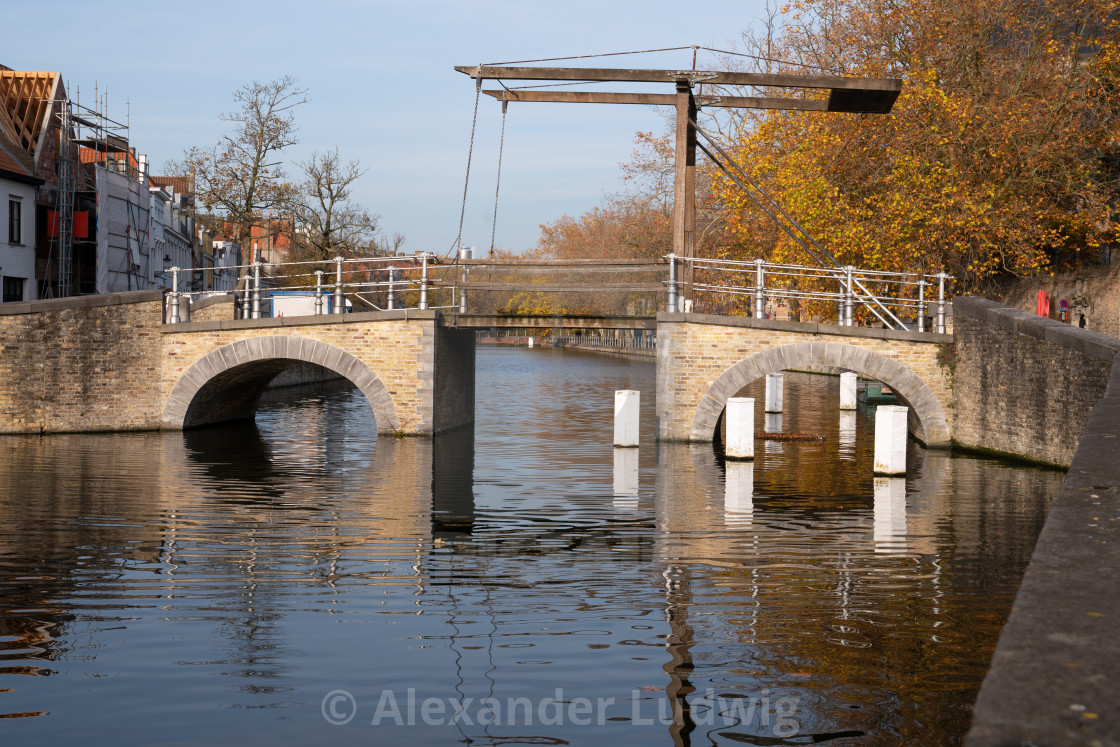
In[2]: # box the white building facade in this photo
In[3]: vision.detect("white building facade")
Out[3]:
[0,170,40,303]
[148,183,194,291]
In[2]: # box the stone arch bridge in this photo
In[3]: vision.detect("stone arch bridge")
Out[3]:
[653,312,954,447]
[0,291,953,445]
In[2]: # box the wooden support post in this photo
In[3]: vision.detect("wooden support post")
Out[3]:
[614,390,640,447]
[673,81,697,300]
[725,397,755,460]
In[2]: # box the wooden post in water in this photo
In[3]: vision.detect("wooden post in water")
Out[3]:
[725,397,755,460]
[614,390,640,447]
[765,372,784,413]
[874,405,908,475]
[840,372,858,410]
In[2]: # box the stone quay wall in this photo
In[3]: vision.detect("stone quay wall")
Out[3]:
[0,291,166,433]
[655,312,954,446]
[953,296,1120,467]
[962,303,1120,743]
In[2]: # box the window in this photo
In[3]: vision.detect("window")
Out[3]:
[3,276,25,303]
[8,198,21,244]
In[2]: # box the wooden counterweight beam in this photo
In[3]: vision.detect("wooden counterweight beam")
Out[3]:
[483,89,831,112]
[457,65,902,113]
[455,65,900,91]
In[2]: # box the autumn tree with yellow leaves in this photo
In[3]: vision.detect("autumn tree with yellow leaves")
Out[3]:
[538,0,1119,297]
[713,0,1120,291]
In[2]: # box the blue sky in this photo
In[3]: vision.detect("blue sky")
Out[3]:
[3,0,770,254]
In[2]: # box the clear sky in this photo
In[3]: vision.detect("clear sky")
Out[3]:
[2,0,770,255]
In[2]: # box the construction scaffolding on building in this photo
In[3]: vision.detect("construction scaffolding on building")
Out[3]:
[44,88,148,297]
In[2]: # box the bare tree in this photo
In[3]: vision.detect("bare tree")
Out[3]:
[287,148,381,260]
[374,232,407,256]
[175,76,309,249]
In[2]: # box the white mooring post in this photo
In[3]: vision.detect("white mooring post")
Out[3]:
[840,371,858,410]
[725,397,755,460]
[765,372,784,413]
[614,390,640,447]
[873,405,909,475]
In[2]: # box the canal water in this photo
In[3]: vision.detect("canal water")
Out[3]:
[0,347,1063,745]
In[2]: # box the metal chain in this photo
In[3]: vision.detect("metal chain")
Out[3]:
[452,84,482,258]
[489,99,508,257]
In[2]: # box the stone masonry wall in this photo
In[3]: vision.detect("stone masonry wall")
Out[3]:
[187,294,237,323]
[953,296,1119,467]
[656,313,954,444]
[0,291,165,433]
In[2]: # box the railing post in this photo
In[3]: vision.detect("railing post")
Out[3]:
[917,279,927,333]
[844,265,855,326]
[754,258,765,319]
[666,253,678,313]
[239,268,250,319]
[168,266,181,324]
[419,253,429,310]
[458,246,470,314]
[387,265,396,310]
[314,270,324,315]
[936,272,948,334]
[250,261,262,319]
[333,256,344,314]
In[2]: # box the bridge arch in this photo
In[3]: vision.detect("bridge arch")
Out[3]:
[689,342,951,447]
[162,335,400,431]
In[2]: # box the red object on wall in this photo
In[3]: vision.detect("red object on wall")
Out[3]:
[47,210,89,239]
[1035,289,1050,317]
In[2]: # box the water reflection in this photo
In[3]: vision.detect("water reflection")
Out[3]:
[723,461,754,525]
[873,477,908,554]
[0,353,1064,746]
[613,448,640,510]
[839,410,858,458]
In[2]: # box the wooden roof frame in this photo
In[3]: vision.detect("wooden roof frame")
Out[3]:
[0,71,60,165]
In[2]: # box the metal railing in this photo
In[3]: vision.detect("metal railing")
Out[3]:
[555,333,656,351]
[164,253,446,323]
[162,251,953,335]
[665,254,952,333]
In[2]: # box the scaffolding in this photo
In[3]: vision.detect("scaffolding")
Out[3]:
[45,90,133,297]
[53,101,74,297]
